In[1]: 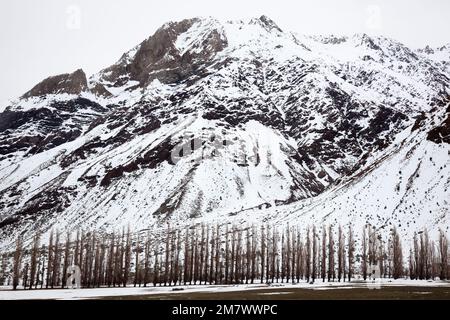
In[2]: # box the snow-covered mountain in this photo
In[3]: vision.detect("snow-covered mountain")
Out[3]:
[0,16,449,249]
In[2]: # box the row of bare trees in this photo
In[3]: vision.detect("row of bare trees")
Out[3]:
[2,224,449,290]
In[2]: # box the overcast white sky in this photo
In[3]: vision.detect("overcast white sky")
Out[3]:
[1,0,449,105]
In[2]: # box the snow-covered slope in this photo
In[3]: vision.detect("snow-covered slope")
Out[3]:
[0,16,449,249]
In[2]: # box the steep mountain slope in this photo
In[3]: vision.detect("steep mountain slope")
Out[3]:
[0,16,449,248]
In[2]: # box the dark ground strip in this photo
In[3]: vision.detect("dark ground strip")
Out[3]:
[100,286,450,300]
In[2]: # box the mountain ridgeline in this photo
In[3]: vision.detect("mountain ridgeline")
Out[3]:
[0,16,449,249]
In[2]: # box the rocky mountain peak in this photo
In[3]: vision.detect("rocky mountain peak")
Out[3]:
[97,17,227,88]
[23,69,88,98]
[251,15,283,33]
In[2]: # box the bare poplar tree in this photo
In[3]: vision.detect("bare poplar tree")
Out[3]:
[106,232,115,287]
[143,233,151,287]
[250,225,257,284]
[361,225,368,280]
[99,235,107,287]
[164,226,171,286]
[408,248,415,279]
[199,224,206,284]
[246,228,251,284]
[134,235,141,287]
[12,236,23,290]
[153,240,160,287]
[347,225,354,282]
[337,225,344,282]
[225,224,230,284]
[260,225,266,283]
[321,226,327,282]
[312,226,317,283]
[391,227,403,279]
[29,234,40,289]
[296,229,302,282]
[215,225,221,284]
[46,230,54,289]
[174,230,181,286]
[203,226,210,285]
[438,229,448,280]
[271,227,277,283]
[285,224,291,283]
[290,227,296,283]
[183,227,190,285]
[305,227,311,283]
[51,230,60,288]
[123,228,132,286]
[265,225,271,283]
[61,232,71,289]
[327,225,335,282]
[413,232,419,280]
[73,230,80,268]
[209,225,216,284]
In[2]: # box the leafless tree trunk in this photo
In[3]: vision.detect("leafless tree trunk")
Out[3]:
[413,232,419,280]
[368,226,378,267]
[438,229,448,280]
[305,227,311,283]
[246,228,251,284]
[347,226,354,282]
[29,234,40,289]
[134,235,141,287]
[203,226,210,285]
[271,227,277,283]
[337,226,345,282]
[391,227,403,279]
[209,225,215,284]
[183,227,190,285]
[251,225,257,284]
[46,230,54,289]
[174,230,181,286]
[215,225,222,284]
[164,226,171,286]
[296,229,302,282]
[12,236,23,290]
[285,225,291,283]
[225,224,230,284]
[51,230,60,288]
[153,240,160,287]
[143,234,151,287]
[327,225,335,282]
[237,228,244,283]
[312,226,318,283]
[290,227,296,283]
[199,224,206,284]
[361,225,368,280]
[61,232,71,288]
[321,226,327,282]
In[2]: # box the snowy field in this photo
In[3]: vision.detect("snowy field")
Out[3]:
[1,280,450,300]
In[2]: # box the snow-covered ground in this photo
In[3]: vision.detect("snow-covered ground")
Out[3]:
[1,280,449,300]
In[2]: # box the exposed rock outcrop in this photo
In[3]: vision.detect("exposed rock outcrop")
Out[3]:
[23,69,88,98]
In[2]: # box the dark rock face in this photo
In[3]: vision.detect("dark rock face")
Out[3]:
[23,69,88,98]
[60,105,162,169]
[100,138,175,187]
[253,15,283,33]
[0,97,108,158]
[98,18,228,87]
[90,82,112,97]
[428,104,450,144]
[0,187,74,230]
